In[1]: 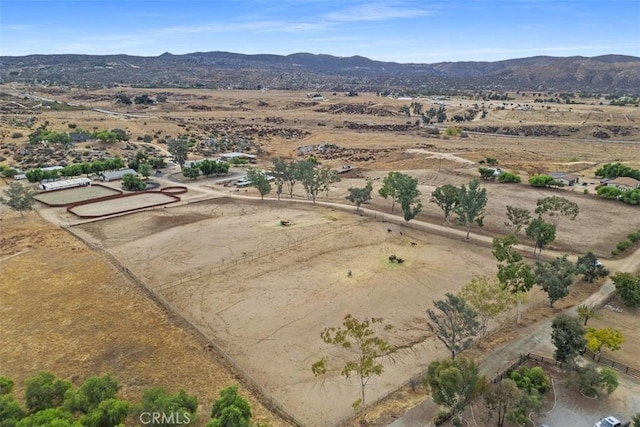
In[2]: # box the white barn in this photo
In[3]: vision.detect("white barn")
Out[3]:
[99,169,138,181]
[39,177,91,191]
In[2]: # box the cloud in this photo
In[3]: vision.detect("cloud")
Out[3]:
[2,24,34,31]
[321,2,434,23]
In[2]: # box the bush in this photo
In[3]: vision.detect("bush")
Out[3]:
[615,239,633,253]
[597,185,623,199]
[510,366,550,394]
[498,172,521,183]
[628,231,640,243]
[528,174,554,187]
[11,132,23,139]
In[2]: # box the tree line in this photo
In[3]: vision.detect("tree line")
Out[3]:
[0,373,260,427]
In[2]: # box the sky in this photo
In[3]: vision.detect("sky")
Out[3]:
[1,0,639,63]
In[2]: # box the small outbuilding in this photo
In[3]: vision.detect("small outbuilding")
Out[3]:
[99,169,138,182]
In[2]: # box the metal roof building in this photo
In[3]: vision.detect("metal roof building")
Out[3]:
[99,169,138,181]
[39,177,91,191]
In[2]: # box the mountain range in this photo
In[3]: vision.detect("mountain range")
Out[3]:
[1,51,639,93]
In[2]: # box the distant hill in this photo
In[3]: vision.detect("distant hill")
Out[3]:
[1,51,638,93]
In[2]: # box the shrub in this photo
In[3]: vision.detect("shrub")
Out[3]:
[597,185,623,199]
[529,174,554,187]
[498,172,521,183]
[11,132,23,139]
[616,239,633,253]
[510,366,550,395]
[628,231,640,243]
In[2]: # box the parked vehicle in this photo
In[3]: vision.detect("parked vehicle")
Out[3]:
[594,416,630,427]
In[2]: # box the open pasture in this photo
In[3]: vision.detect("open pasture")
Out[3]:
[72,198,500,426]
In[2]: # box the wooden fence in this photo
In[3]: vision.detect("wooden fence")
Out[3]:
[583,348,640,378]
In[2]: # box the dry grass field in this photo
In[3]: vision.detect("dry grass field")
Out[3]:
[1,84,639,426]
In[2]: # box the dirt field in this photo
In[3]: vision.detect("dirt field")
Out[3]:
[69,198,502,426]
[33,184,121,206]
[68,191,179,217]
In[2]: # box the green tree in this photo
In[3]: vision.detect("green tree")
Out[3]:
[197,160,216,177]
[0,393,25,426]
[182,166,201,180]
[25,168,45,183]
[612,272,640,308]
[585,327,624,353]
[246,167,272,200]
[526,217,556,254]
[121,173,146,191]
[80,398,129,427]
[24,372,72,413]
[0,377,15,395]
[395,173,422,222]
[528,174,555,187]
[577,304,600,326]
[270,158,287,200]
[346,180,373,211]
[136,387,198,427]
[378,171,402,213]
[207,386,251,427]
[631,412,640,427]
[298,165,336,204]
[0,166,18,181]
[138,163,152,179]
[492,235,535,324]
[312,315,395,420]
[597,185,623,199]
[550,314,586,365]
[167,139,189,170]
[535,195,579,225]
[576,252,609,283]
[427,293,480,360]
[534,255,576,307]
[282,160,301,198]
[1,182,36,216]
[505,205,531,234]
[459,275,515,337]
[497,172,521,183]
[509,366,550,395]
[478,167,495,180]
[16,407,79,427]
[454,179,488,240]
[483,379,522,427]
[430,184,460,224]
[423,357,486,423]
[577,366,619,397]
[94,130,117,143]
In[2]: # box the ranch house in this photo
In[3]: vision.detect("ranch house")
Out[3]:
[607,176,640,190]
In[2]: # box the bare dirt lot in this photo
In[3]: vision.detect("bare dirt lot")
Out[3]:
[33,184,121,206]
[69,198,503,426]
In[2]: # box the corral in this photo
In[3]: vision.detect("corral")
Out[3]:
[33,184,121,206]
[67,190,181,218]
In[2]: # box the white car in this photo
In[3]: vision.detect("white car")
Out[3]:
[594,416,630,427]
